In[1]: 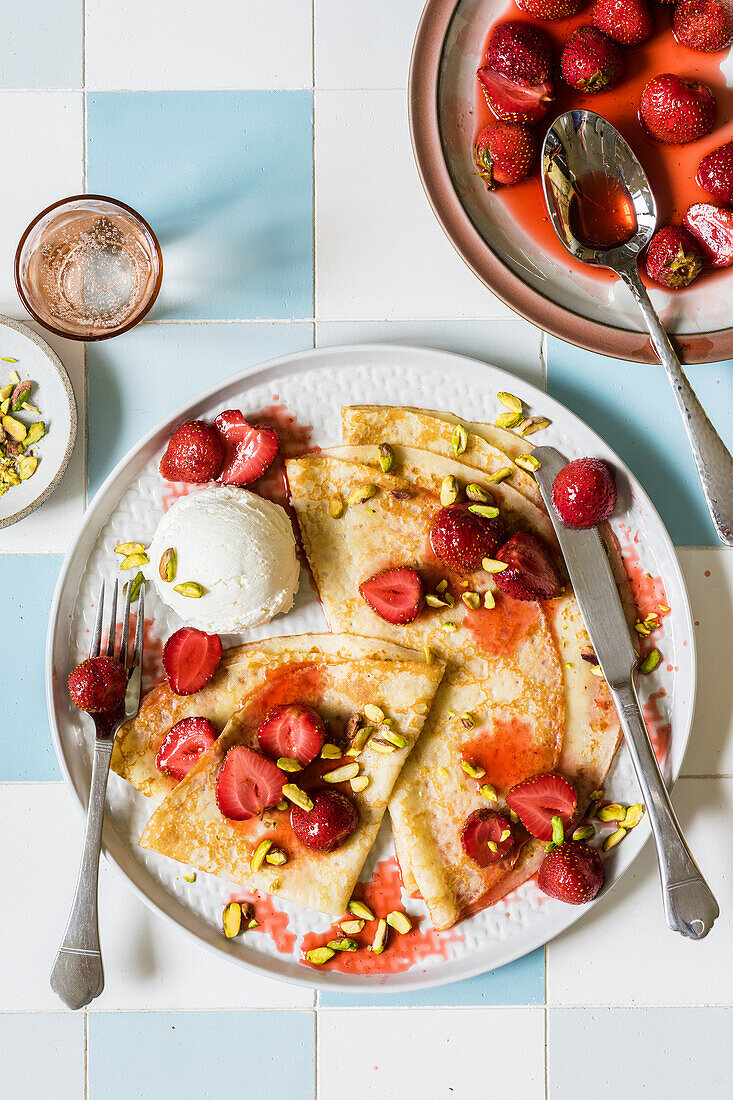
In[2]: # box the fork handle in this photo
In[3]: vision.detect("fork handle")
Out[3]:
[50,739,113,1009]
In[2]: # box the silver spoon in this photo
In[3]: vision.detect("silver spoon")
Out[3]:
[542,109,733,546]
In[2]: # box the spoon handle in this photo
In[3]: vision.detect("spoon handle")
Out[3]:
[619,264,733,546]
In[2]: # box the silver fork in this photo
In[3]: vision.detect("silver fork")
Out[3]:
[50,578,145,1010]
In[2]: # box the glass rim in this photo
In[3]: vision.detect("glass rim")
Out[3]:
[14,193,164,342]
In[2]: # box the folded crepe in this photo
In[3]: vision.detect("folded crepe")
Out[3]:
[138,638,445,915]
[286,412,623,928]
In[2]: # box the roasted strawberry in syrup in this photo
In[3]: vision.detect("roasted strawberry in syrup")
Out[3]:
[68,655,127,713]
[215,745,286,821]
[257,703,326,766]
[684,203,733,267]
[474,122,537,188]
[162,627,223,696]
[515,0,586,19]
[430,503,506,573]
[551,458,617,528]
[291,790,359,852]
[461,809,516,867]
[493,532,562,601]
[156,717,218,780]
[645,227,704,289]
[159,420,225,483]
[696,142,733,204]
[538,840,605,904]
[478,23,555,125]
[359,566,425,624]
[639,75,716,145]
[592,0,652,45]
[673,0,733,52]
[560,27,624,94]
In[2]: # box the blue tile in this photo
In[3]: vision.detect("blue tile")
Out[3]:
[547,337,733,546]
[87,321,313,495]
[87,92,314,320]
[320,947,544,1007]
[549,1007,733,1096]
[0,1012,84,1098]
[0,1,82,87]
[89,1011,315,1100]
[1,554,63,780]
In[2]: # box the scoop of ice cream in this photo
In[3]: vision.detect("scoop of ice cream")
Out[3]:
[145,486,300,633]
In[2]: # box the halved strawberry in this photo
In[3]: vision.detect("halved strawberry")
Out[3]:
[156,717,217,780]
[477,66,554,125]
[684,203,733,267]
[214,409,280,486]
[494,532,562,601]
[162,627,223,696]
[257,703,325,766]
[430,503,505,573]
[359,566,425,625]
[461,809,516,867]
[538,840,605,904]
[215,745,285,821]
[507,773,577,841]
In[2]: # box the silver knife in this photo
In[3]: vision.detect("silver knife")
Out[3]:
[533,446,718,940]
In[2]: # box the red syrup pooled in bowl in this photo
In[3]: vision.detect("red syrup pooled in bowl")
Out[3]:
[474,2,733,288]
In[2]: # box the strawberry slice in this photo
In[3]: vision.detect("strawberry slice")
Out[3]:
[538,840,605,904]
[430,503,505,573]
[683,202,733,267]
[156,717,218,780]
[506,773,577,841]
[461,809,516,867]
[257,703,326,766]
[215,745,285,821]
[494,532,562,601]
[359,566,425,625]
[162,627,223,696]
[214,409,280,486]
[477,66,554,125]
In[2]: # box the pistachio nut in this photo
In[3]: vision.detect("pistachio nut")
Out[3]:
[369,917,388,954]
[465,483,489,504]
[159,547,177,583]
[479,783,498,802]
[2,414,26,442]
[495,410,522,430]
[386,911,412,935]
[182,871,197,883]
[380,727,408,748]
[115,541,145,556]
[468,503,500,519]
[639,649,661,675]
[282,784,313,812]
[265,849,288,866]
[222,902,243,938]
[24,421,45,447]
[515,453,541,473]
[440,474,459,506]
[324,762,360,783]
[306,946,335,965]
[277,757,303,773]
[17,454,37,480]
[461,591,480,610]
[597,803,625,822]
[369,737,397,754]
[451,423,468,456]
[482,557,509,573]
[603,827,627,851]
[623,803,645,829]
[378,443,394,473]
[250,839,273,872]
[460,759,485,779]
[347,483,377,505]
[341,919,365,934]
[329,492,345,519]
[174,581,205,598]
[350,775,370,793]
[364,703,385,724]
[487,467,513,484]
[327,937,358,952]
[320,743,343,760]
[348,900,375,922]
[459,711,476,730]
[517,416,550,437]
[497,391,523,415]
[120,551,149,571]
[572,825,595,841]
[483,590,496,609]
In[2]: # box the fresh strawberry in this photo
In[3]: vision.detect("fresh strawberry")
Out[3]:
[487,21,554,83]
[162,627,223,696]
[592,0,652,44]
[359,566,425,624]
[493,532,562,600]
[640,75,716,145]
[257,703,326,766]
[507,773,577,840]
[673,0,733,51]
[68,655,127,713]
[214,409,280,487]
[159,420,225,483]
[552,457,617,528]
[684,202,733,266]
[430,503,506,573]
[477,66,554,125]
[156,717,217,780]
[216,745,285,820]
[560,27,624,93]
[696,141,733,202]
[290,790,359,852]
[515,0,586,18]
[645,226,704,288]
[461,809,516,867]
[474,122,537,188]
[538,840,605,904]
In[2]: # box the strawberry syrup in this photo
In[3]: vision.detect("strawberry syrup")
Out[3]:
[227,889,297,954]
[476,3,733,287]
[299,857,464,974]
[462,714,560,790]
[463,593,542,656]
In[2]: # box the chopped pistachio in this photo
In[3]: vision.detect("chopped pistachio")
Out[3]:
[275,800,289,812]
[597,803,625,822]
[222,902,242,938]
[482,557,509,573]
[2,414,26,442]
[589,789,604,801]
[460,759,485,779]
[324,762,360,783]
[346,725,372,756]
[329,492,344,519]
[499,828,511,843]
[350,775,370,793]
[435,578,448,594]
[348,900,375,922]
[125,571,145,603]
[277,757,303,773]
[182,872,197,883]
[495,410,522,430]
[321,743,343,760]
[426,593,450,609]
[509,808,519,823]
[347,483,377,505]
[0,399,9,416]
[370,737,397,754]
[120,551,149,571]
[623,803,645,829]
[369,917,388,954]
[282,784,313,812]
[423,645,434,665]
[483,590,496,609]
[247,919,259,929]
[159,547,177,583]
[364,703,385,724]
[572,825,596,841]
[380,727,408,748]
[468,503,500,519]
[441,621,458,634]
[459,712,476,730]
[17,454,37,480]
[497,391,523,414]
[515,453,541,473]
[341,919,365,934]
[551,814,565,846]
[327,937,358,952]
[0,384,11,400]
[25,421,45,447]
[461,591,480,610]
[488,466,514,484]
[640,649,661,675]
[306,946,335,965]
[250,839,273,872]
[603,827,627,852]
[10,380,32,411]
[266,849,288,866]
[479,783,498,802]
[174,580,205,598]
[517,416,550,436]
[487,840,498,853]
[465,483,489,503]
[386,911,412,934]
[115,541,146,556]
[378,443,394,473]
[440,474,459,506]
[7,366,20,379]
[590,665,604,678]
[451,423,468,456]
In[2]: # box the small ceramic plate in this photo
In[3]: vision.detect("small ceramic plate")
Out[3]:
[0,316,77,529]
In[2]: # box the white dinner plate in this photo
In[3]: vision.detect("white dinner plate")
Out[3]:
[46,344,694,992]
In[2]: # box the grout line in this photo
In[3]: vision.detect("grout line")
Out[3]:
[314,1003,319,1100]
[312,0,317,328]
[544,944,549,1100]
[84,1010,89,1100]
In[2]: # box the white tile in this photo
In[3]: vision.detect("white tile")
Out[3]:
[0,93,83,317]
[316,319,545,387]
[315,0,424,89]
[677,549,733,776]
[315,90,515,321]
[0,325,85,554]
[0,783,312,1011]
[85,0,312,90]
[547,778,733,1006]
[318,1006,545,1100]
[0,1013,84,1098]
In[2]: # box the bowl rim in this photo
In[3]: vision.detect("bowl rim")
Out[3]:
[409,0,733,365]
[14,193,163,343]
[0,314,78,529]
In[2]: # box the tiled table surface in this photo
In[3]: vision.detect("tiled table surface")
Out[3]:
[2,3,733,1097]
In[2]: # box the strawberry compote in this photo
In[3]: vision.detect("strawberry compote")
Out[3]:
[475,2,733,287]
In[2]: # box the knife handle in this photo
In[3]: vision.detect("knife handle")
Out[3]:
[610,680,719,940]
